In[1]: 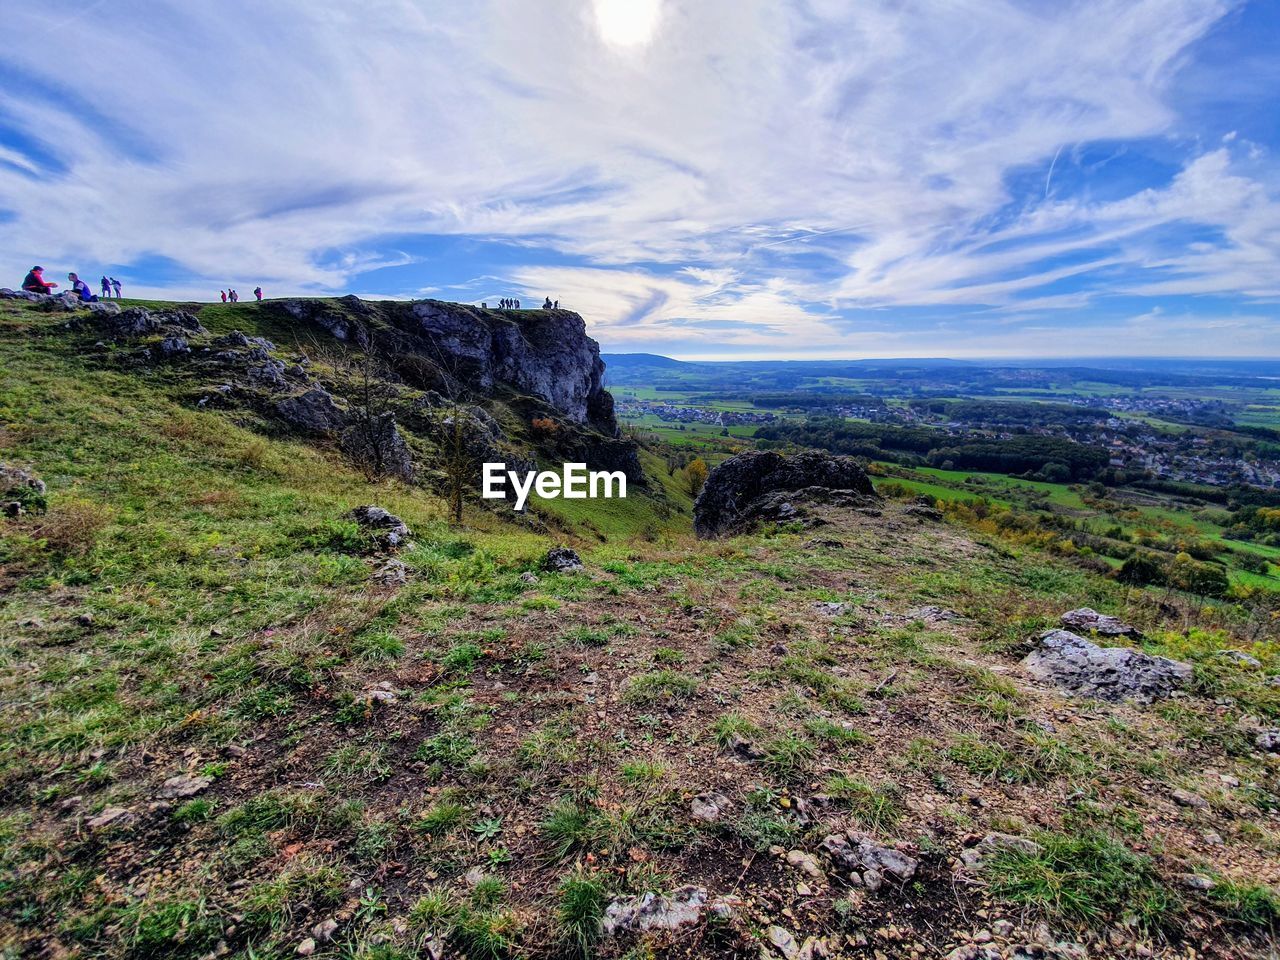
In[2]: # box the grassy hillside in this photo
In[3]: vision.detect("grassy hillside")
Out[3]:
[1,299,1279,960]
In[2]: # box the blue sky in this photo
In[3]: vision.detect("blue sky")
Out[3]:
[2,0,1279,359]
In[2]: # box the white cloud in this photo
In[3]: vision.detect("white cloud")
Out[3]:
[0,0,1276,355]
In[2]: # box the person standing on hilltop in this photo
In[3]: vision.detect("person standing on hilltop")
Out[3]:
[229,289,238,303]
[554,299,559,309]
[110,277,122,298]
[254,286,263,301]
[514,298,520,309]
[100,276,111,299]
[220,290,227,303]
[543,296,553,309]
[22,266,57,294]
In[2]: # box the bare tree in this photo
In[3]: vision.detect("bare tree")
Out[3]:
[317,324,412,483]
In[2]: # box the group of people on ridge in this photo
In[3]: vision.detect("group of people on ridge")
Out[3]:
[219,287,263,303]
[488,296,560,310]
[22,266,121,301]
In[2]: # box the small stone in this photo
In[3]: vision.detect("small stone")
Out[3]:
[156,774,213,799]
[463,866,485,887]
[1255,729,1280,753]
[312,918,339,942]
[786,849,824,879]
[1171,788,1208,809]
[992,920,1014,938]
[519,571,540,584]
[812,601,852,617]
[690,792,731,823]
[295,938,316,956]
[76,613,95,627]
[767,925,800,960]
[958,833,1043,871]
[1217,649,1261,668]
[87,806,132,829]
[1180,874,1216,891]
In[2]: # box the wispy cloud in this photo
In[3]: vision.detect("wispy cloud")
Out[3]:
[0,0,1277,356]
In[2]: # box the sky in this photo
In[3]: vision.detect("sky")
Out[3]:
[2,0,1279,360]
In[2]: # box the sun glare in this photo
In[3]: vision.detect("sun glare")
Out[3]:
[593,0,662,49]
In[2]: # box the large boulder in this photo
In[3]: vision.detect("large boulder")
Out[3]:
[693,451,878,538]
[341,413,414,482]
[275,388,347,433]
[1023,629,1191,704]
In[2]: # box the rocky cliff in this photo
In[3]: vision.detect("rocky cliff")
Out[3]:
[273,297,618,433]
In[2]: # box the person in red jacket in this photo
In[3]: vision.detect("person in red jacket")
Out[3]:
[22,266,57,294]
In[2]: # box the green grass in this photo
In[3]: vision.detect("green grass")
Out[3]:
[621,670,698,705]
[982,827,1178,931]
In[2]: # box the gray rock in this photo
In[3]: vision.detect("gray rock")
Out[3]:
[372,559,408,586]
[347,505,412,550]
[1023,629,1191,703]
[355,684,398,706]
[1171,788,1208,809]
[958,832,1044,871]
[690,792,731,823]
[341,413,414,482]
[945,946,1002,960]
[312,918,339,942]
[693,451,879,538]
[1181,873,1216,891]
[87,805,133,829]
[602,886,707,935]
[157,335,189,357]
[1,463,47,516]
[1059,608,1142,639]
[767,925,800,960]
[906,605,962,624]
[246,354,290,392]
[726,733,765,761]
[156,774,213,799]
[813,601,852,617]
[543,546,584,572]
[1255,729,1280,752]
[821,831,917,887]
[36,291,84,312]
[276,387,347,433]
[107,306,161,334]
[1217,649,1262,668]
[904,504,943,521]
[85,300,121,316]
[519,571,540,584]
[0,287,42,301]
[785,849,824,878]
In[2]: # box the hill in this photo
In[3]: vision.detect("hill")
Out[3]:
[1,293,1278,960]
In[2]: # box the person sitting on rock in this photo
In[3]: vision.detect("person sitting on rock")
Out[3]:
[22,266,57,294]
[67,272,97,301]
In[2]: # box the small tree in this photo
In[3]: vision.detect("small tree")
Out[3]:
[682,458,709,497]
[327,327,410,482]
